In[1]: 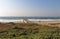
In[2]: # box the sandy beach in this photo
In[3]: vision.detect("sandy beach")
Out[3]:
[0,19,60,28]
[33,21,60,28]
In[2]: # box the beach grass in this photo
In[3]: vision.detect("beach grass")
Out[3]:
[0,22,60,39]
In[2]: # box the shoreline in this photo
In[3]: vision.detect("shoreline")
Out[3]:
[0,19,60,22]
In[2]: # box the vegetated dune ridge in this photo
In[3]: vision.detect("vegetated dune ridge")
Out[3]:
[0,21,60,39]
[0,21,60,29]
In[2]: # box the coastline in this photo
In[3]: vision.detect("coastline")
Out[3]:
[0,19,60,22]
[0,19,60,27]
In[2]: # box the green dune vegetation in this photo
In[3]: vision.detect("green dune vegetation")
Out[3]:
[0,22,60,39]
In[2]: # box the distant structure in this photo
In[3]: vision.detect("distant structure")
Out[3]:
[23,19,32,23]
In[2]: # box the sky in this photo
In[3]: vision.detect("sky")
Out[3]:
[0,0,60,17]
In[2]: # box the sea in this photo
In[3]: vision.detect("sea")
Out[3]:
[0,17,60,22]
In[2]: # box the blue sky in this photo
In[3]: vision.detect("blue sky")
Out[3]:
[0,0,60,17]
